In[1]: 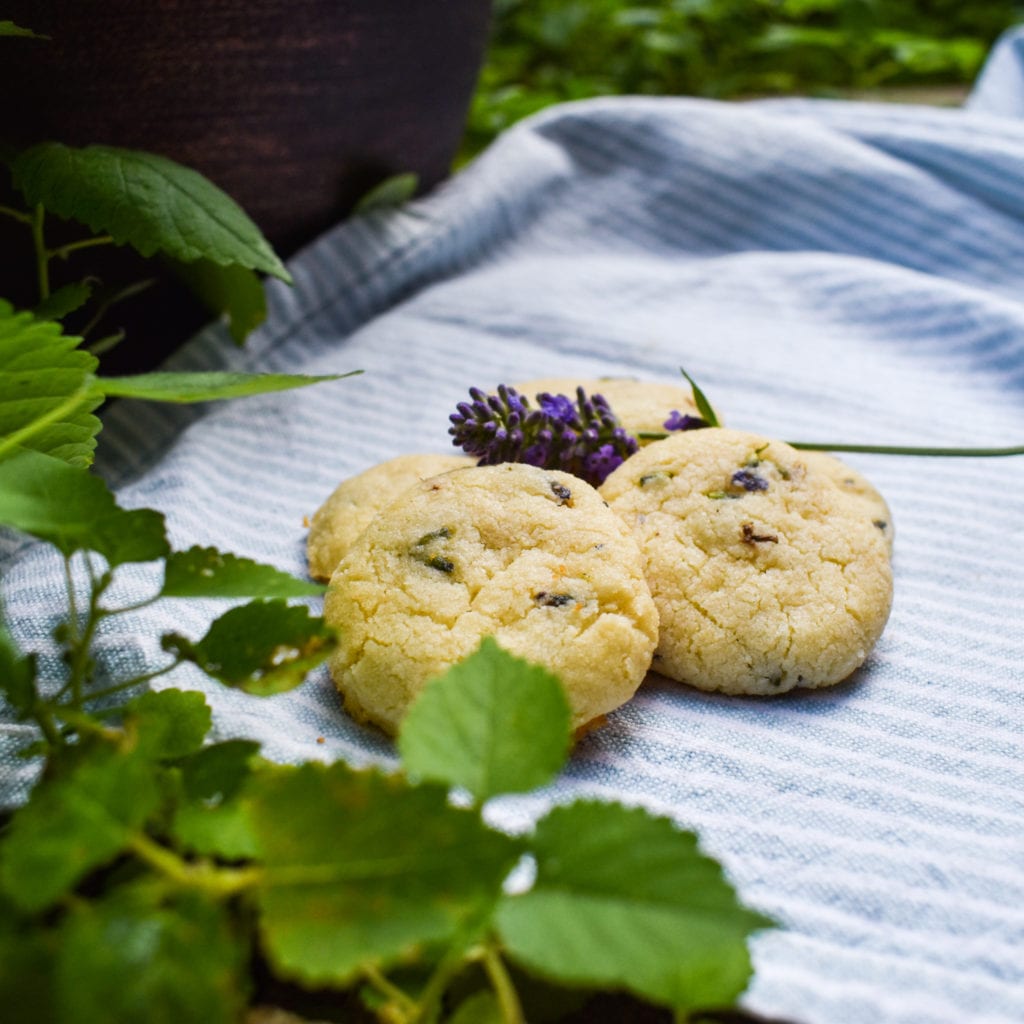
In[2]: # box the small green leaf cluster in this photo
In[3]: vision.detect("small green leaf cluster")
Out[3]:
[0,452,772,1023]
[464,0,1018,156]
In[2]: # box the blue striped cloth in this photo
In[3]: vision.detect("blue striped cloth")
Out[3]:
[4,27,1024,1024]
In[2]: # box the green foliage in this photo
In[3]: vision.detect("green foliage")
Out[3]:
[9,143,290,282]
[0,299,101,466]
[169,258,268,345]
[0,20,46,39]
[465,0,1021,154]
[161,545,325,599]
[99,369,356,403]
[399,636,572,803]
[0,449,169,564]
[355,171,421,213]
[251,762,521,984]
[164,600,336,696]
[497,800,773,1008]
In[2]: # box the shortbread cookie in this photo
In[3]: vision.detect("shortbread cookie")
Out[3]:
[512,377,713,441]
[599,429,893,695]
[307,453,475,580]
[324,462,659,734]
[799,450,894,553]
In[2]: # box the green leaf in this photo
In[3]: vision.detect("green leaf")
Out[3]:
[0,615,36,717]
[179,739,260,801]
[171,258,267,344]
[447,991,504,1024]
[0,449,169,564]
[0,897,57,1021]
[680,367,720,428]
[162,545,324,599]
[124,689,212,760]
[399,637,572,803]
[171,740,262,859]
[55,891,246,1024]
[0,20,48,39]
[355,172,420,213]
[9,142,292,282]
[99,369,356,403]
[250,762,520,985]
[163,600,335,695]
[33,281,94,322]
[0,746,161,912]
[0,298,101,467]
[496,801,773,1011]
[172,797,261,861]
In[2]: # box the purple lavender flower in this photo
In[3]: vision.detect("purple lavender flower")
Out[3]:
[449,384,638,486]
[664,410,708,432]
[731,468,769,492]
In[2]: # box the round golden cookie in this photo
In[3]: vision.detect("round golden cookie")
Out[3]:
[512,377,712,442]
[324,462,659,735]
[599,429,893,696]
[798,450,894,553]
[307,453,475,580]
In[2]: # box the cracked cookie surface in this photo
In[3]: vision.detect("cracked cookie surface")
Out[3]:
[324,462,659,734]
[599,429,893,695]
[307,453,475,580]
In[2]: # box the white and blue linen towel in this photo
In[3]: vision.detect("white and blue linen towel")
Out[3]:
[4,26,1024,1024]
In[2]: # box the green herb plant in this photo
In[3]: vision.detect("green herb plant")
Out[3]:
[0,18,351,431]
[0,448,772,1024]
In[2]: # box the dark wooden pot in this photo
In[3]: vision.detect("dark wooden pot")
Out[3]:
[0,0,493,368]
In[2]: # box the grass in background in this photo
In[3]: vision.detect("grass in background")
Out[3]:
[464,0,1022,155]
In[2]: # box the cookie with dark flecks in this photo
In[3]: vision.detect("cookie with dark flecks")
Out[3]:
[599,429,893,696]
[306,453,475,581]
[324,462,659,734]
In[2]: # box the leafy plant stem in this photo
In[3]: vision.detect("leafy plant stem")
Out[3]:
[0,380,95,462]
[410,943,468,1024]
[482,942,526,1024]
[81,660,183,705]
[31,202,50,300]
[360,964,419,1019]
[126,832,263,895]
[86,330,126,356]
[65,557,110,709]
[638,432,1024,457]
[48,234,114,261]
[786,441,1024,457]
[0,202,31,225]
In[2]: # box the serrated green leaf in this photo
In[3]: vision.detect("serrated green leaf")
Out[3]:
[0,298,101,467]
[32,281,94,322]
[680,367,720,428]
[0,897,57,1021]
[497,801,773,1011]
[162,545,324,599]
[171,258,267,344]
[0,20,48,39]
[0,614,36,716]
[10,142,291,282]
[0,449,169,564]
[55,891,246,1024]
[163,600,335,695]
[124,689,212,760]
[172,796,261,861]
[355,172,420,213]
[399,637,571,803]
[179,739,260,801]
[250,762,520,984]
[99,370,357,403]
[0,746,161,912]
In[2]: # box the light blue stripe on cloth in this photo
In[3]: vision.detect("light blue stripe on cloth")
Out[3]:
[4,27,1024,1024]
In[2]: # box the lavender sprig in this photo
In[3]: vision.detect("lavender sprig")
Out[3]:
[449,385,639,486]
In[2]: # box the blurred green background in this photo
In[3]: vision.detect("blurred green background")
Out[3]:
[464,0,1023,155]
